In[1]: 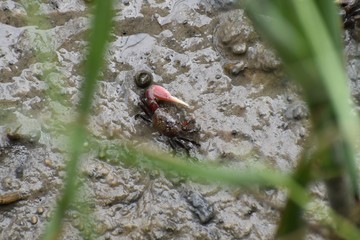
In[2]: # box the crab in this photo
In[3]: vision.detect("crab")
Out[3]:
[134,72,200,152]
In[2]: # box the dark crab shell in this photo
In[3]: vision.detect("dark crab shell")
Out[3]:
[152,108,183,137]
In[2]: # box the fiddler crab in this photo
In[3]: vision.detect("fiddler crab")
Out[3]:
[134,70,200,153]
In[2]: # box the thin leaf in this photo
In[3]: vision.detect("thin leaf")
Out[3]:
[41,1,113,239]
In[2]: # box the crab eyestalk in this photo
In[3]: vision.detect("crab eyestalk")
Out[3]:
[145,85,189,112]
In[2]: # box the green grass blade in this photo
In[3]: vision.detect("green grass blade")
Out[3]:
[313,0,344,54]
[133,148,309,207]
[276,160,312,239]
[243,0,360,237]
[41,1,113,239]
[130,146,360,238]
[292,0,359,200]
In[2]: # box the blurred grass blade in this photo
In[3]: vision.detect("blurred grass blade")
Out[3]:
[79,1,113,117]
[292,0,360,200]
[276,159,312,239]
[41,1,113,239]
[136,147,309,207]
[313,1,343,55]
[133,146,360,238]
[243,0,360,237]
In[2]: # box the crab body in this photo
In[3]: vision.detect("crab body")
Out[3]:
[135,82,200,152]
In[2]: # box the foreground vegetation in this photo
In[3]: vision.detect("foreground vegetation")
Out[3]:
[20,0,360,239]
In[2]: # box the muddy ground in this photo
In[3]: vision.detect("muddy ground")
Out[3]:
[1,1,359,239]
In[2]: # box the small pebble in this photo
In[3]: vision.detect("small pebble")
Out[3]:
[285,104,308,120]
[44,159,52,167]
[2,177,12,189]
[104,233,112,240]
[37,207,45,215]
[27,130,41,143]
[112,227,123,236]
[215,74,221,79]
[231,43,247,55]
[71,212,79,219]
[299,127,306,138]
[73,219,84,230]
[30,215,38,225]
[45,211,52,221]
[149,169,160,179]
[292,105,308,120]
[286,95,293,103]
[187,192,215,224]
[95,222,107,234]
[106,175,119,187]
[224,61,246,76]
[57,164,66,171]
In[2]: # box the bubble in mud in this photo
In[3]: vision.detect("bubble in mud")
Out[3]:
[134,70,153,89]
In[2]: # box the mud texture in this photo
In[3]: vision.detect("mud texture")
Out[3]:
[0,0,346,239]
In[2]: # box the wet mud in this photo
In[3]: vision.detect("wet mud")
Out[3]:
[1,0,353,239]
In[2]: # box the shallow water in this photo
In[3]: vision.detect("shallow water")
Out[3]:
[0,1,331,239]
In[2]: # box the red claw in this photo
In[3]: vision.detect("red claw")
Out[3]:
[145,85,189,112]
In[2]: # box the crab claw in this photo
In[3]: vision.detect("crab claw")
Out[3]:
[148,85,189,107]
